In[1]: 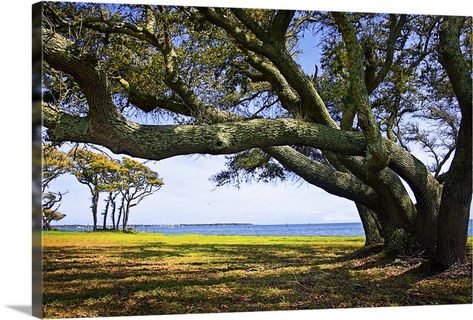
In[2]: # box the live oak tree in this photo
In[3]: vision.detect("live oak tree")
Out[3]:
[41,4,471,269]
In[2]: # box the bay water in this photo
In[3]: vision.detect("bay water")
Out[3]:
[54,220,473,236]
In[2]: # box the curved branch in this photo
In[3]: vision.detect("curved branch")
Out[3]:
[117,77,191,114]
[332,12,389,173]
[265,146,382,211]
[43,29,122,124]
[438,17,471,114]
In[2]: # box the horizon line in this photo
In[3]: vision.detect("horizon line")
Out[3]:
[52,221,366,226]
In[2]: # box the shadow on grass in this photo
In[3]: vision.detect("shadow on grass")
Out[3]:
[42,239,472,318]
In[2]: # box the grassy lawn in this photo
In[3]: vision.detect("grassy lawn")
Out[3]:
[42,232,472,318]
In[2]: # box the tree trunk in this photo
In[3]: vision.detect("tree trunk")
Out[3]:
[117,197,124,230]
[356,204,383,246]
[102,192,111,230]
[414,195,440,252]
[111,195,117,230]
[434,16,472,269]
[435,114,472,269]
[122,201,130,231]
[91,190,99,231]
[42,216,52,231]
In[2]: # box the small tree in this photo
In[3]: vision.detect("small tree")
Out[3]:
[42,145,70,230]
[42,191,67,230]
[101,191,121,230]
[100,165,123,230]
[68,148,121,231]
[42,209,66,230]
[118,157,164,231]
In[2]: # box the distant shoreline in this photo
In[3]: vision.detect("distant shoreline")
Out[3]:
[53,219,473,227]
[53,222,365,227]
[48,221,473,237]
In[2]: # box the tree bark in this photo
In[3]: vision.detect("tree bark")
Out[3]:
[102,192,111,230]
[435,114,472,268]
[91,190,99,231]
[122,201,131,231]
[117,197,124,230]
[434,16,472,269]
[111,195,117,230]
[43,104,368,161]
[356,204,384,246]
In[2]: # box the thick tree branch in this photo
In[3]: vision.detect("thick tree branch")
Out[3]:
[332,12,390,173]
[265,146,382,211]
[44,107,368,160]
[435,16,472,266]
[42,29,122,124]
[268,10,295,42]
[230,8,268,41]
[438,17,472,114]
[197,8,265,54]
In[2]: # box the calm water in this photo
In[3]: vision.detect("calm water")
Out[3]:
[54,220,473,236]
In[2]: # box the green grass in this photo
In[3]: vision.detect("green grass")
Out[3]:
[42,232,472,318]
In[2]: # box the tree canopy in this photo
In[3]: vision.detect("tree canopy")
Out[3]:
[41,4,471,269]
[42,144,71,191]
[42,145,164,231]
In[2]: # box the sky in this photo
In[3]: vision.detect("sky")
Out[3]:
[46,10,441,226]
[50,154,359,225]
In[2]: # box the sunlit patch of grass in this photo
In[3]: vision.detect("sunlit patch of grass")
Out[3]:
[42,232,472,318]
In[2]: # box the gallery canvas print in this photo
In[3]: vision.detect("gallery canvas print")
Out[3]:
[33,1,472,318]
